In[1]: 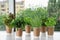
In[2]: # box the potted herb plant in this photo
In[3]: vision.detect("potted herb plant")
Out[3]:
[24,17,31,34]
[3,13,14,33]
[37,8,48,33]
[32,16,42,37]
[45,17,57,36]
[11,15,25,37]
[30,8,42,37]
[21,9,32,34]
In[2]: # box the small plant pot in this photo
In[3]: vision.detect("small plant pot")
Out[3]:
[25,25,31,33]
[48,27,54,36]
[41,26,46,33]
[16,28,22,37]
[6,26,12,33]
[33,27,40,37]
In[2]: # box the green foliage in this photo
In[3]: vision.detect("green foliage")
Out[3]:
[18,8,42,27]
[20,8,33,25]
[48,0,57,13]
[20,8,48,27]
[0,14,8,26]
[36,8,48,26]
[24,17,32,25]
[56,0,60,18]
[49,0,56,3]
[0,15,4,25]
[57,0,60,9]
[3,13,14,28]
[48,0,59,22]
[45,17,57,27]
[30,15,42,27]
[11,14,25,28]
[29,8,42,27]
[37,8,48,19]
